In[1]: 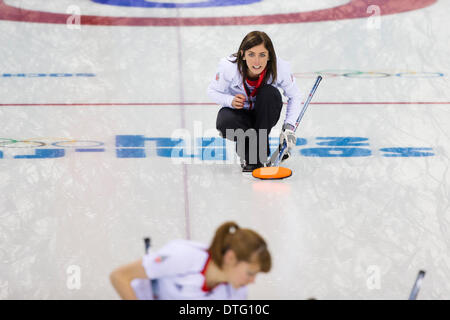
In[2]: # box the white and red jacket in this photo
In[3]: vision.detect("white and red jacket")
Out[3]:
[207,55,303,127]
[131,239,248,300]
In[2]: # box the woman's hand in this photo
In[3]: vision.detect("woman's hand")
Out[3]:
[232,94,246,109]
[110,259,148,300]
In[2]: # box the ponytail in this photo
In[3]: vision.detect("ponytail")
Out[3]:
[209,221,271,272]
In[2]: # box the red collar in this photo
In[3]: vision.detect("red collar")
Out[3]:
[200,254,213,292]
[245,68,267,93]
[200,253,226,293]
[243,68,267,110]
[246,78,259,87]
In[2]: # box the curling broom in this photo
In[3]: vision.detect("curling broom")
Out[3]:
[408,270,426,300]
[253,75,323,180]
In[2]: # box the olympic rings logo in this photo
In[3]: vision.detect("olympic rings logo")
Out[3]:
[0,138,104,148]
[294,70,445,79]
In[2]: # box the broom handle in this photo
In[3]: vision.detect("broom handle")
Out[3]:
[272,76,322,167]
[294,75,322,132]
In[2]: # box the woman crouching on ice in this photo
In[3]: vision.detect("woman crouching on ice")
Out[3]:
[110,221,271,299]
[208,31,302,172]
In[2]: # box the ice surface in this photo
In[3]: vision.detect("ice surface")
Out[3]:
[0,0,449,300]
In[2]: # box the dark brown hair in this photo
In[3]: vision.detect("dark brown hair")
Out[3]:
[232,31,277,84]
[208,221,271,272]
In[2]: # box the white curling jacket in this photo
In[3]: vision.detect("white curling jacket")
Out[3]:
[131,239,248,300]
[207,55,303,127]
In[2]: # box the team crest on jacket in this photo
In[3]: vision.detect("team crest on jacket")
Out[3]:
[216,73,220,81]
[154,255,169,263]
